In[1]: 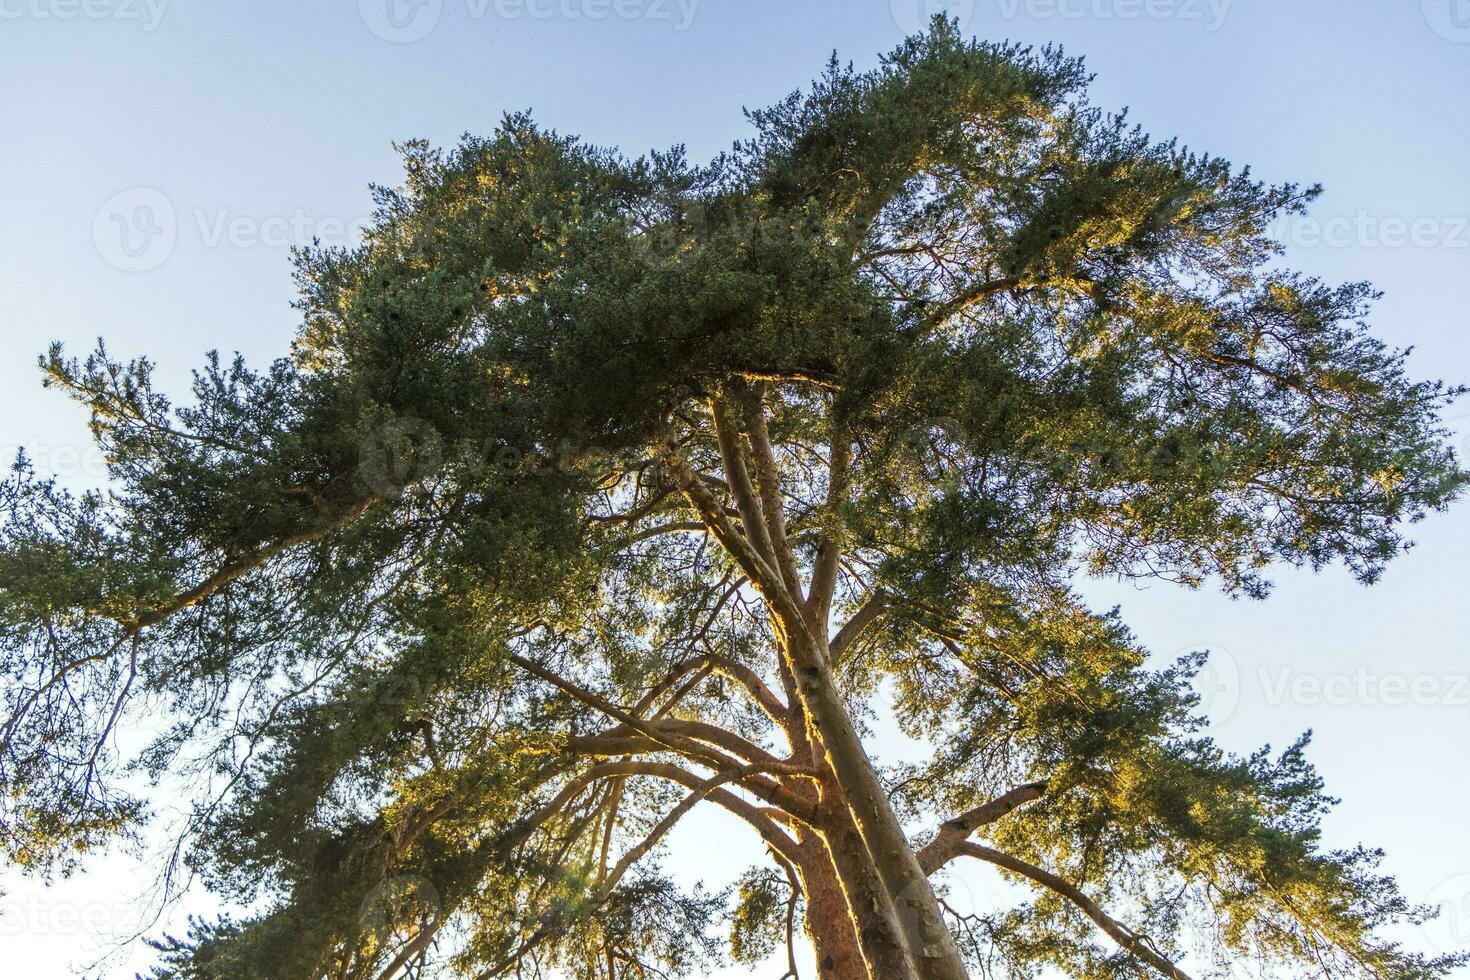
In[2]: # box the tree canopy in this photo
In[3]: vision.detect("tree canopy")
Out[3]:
[2,18,1465,980]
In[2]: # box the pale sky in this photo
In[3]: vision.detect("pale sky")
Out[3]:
[1,1,1467,976]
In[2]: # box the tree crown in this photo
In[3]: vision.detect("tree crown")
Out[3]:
[2,18,1465,980]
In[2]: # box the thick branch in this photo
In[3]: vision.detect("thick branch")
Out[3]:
[510,653,760,776]
[736,386,806,605]
[956,843,1195,980]
[658,437,797,620]
[733,368,841,391]
[580,718,792,773]
[563,732,819,821]
[704,652,790,723]
[829,593,887,665]
[710,396,781,574]
[806,413,850,630]
[916,781,1048,874]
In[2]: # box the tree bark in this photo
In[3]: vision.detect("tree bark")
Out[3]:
[809,817,919,980]
[785,635,969,980]
[793,834,873,980]
[660,415,969,979]
[784,697,911,979]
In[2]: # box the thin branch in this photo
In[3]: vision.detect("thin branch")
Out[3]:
[923,276,1022,329]
[128,496,378,630]
[657,434,794,619]
[703,652,790,724]
[475,763,793,979]
[956,842,1194,980]
[769,849,803,980]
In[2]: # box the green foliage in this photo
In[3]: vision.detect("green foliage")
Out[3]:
[1,16,1465,980]
[729,867,790,966]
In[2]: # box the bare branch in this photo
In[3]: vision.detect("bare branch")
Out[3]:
[736,385,806,606]
[703,652,790,724]
[806,412,850,631]
[923,276,1022,329]
[657,435,795,619]
[829,592,887,666]
[475,761,796,979]
[917,781,1047,874]
[129,496,379,630]
[956,843,1194,980]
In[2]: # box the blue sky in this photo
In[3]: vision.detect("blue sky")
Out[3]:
[2,1,1468,976]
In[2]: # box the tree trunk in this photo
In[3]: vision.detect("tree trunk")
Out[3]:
[665,406,967,977]
[794,834,873,980]
[783,697,912,979]
[809,817,919,980]
[787,639,969,980]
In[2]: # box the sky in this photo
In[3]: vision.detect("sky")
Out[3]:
[1,0,1468,976]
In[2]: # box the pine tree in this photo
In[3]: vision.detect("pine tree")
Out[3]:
[2,19,1466,980]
